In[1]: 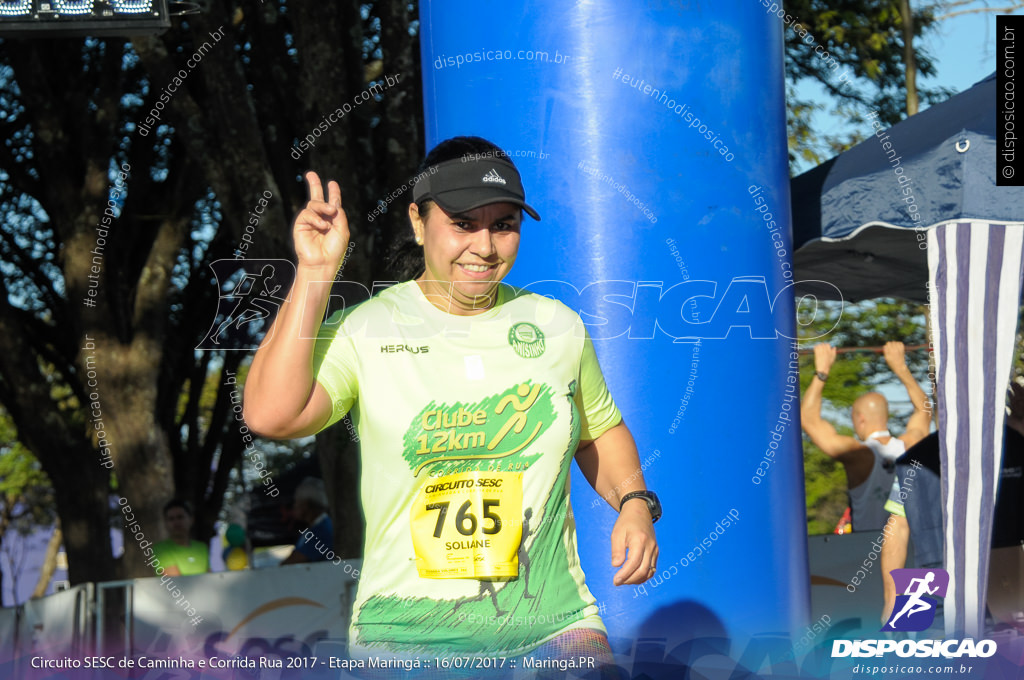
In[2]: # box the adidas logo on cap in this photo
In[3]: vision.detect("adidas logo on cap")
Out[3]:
[481,168,507,185]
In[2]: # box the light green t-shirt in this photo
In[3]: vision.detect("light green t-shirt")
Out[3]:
[152,539,209,576]
[312,281,622,656]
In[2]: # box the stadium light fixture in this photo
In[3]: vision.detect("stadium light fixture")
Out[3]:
[0,0,171,37]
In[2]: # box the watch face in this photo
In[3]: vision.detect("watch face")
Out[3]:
[647,492,662,522]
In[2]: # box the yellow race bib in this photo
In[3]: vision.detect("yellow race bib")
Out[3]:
[410,471,523,579]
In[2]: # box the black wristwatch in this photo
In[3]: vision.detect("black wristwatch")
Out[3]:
[815,371,829,383]
[619,491,662,523]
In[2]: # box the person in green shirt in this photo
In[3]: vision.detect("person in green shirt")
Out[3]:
[244,137,661,663]
[152,499,209,577]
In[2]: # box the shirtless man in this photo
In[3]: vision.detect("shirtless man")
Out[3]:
[801,341,931,532]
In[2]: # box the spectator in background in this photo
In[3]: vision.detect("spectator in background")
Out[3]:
[153,499,210,576]
[280,477,334,565]
[801,341,931,532]
[878,437,943,624]
[881,381,1024,625]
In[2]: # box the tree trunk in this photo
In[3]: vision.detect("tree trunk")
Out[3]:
[0,502,8,607]
[317,420,363,558]
[0,313,115,584]
[900,0,919,115]
[32,522,62,598]
[373,0,425,277]
[0,0,426,588]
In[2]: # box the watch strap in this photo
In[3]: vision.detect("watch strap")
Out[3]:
[619,490,662,523]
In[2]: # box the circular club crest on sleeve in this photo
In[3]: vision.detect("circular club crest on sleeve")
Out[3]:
[508,322,545,358]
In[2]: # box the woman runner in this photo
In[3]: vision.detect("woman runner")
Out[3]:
[244,136,661,670]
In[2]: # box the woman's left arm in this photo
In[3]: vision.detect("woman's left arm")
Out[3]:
[576,421,659,586]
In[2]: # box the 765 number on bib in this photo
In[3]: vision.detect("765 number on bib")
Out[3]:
[410,471,522,578]
[426,499,501,538]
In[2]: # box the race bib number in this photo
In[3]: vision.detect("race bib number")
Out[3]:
[410,471,523,579]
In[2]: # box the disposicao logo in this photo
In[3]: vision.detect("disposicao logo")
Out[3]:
[831,568,997,660]
[882,568,948,632]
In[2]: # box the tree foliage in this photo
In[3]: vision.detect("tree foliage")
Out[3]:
[0,0,421,583]
[0,408,55,604]
[783,0,954,169]
[802,438,850,535]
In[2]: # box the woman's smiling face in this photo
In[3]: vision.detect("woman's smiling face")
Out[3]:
[409,201,522,315]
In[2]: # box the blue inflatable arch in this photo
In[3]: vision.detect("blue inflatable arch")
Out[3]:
[418,0,808,654]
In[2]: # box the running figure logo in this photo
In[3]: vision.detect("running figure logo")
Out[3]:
[882,568,949,632]
[197,259,294,350]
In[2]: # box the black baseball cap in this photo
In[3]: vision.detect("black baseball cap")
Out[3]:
[412,155,541,221]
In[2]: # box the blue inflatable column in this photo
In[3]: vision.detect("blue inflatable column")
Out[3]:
[419,0,809,661]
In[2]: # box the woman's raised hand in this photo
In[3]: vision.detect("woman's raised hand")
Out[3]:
[293,171,350,272]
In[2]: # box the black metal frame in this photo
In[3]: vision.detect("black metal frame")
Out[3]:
[0,0,170,38]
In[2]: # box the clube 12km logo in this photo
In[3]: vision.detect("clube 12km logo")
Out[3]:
[832,569,996,659]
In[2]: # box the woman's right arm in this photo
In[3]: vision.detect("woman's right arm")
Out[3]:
[243,172,350,439]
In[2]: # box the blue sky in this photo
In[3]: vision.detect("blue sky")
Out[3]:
[931,8,1001,91]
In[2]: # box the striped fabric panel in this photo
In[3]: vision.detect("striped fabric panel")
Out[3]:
[927,221,1024,638]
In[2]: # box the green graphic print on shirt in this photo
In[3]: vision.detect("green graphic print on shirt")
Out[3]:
[402,381,552,475]
[356,380,589,654]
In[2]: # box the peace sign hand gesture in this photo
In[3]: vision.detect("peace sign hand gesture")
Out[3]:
[293,171,350,273]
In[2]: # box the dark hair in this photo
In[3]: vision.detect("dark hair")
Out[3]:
[383,136,511,282]
[163,499,192,517]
